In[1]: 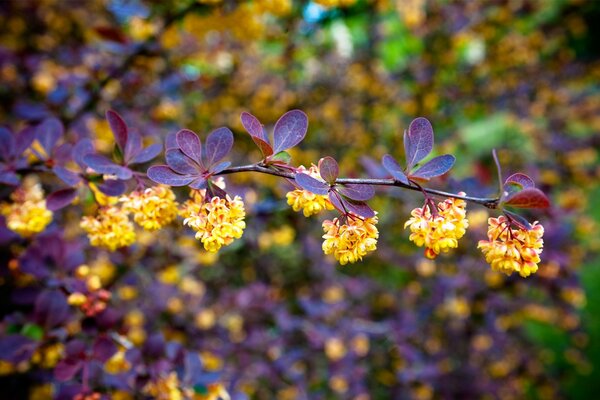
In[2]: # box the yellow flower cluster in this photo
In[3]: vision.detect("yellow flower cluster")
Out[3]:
[478,216,544,278]
[286,165,334,217]
[143,372,183,400]
[1,177,53,237]
[314,0,357,8]
[322,214,379,265]
[121,185,178,231]
[180,190,246,252]
[404,194,469,259]
[80,206,136,251]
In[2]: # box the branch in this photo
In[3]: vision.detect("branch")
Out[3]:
[216,164,499,209]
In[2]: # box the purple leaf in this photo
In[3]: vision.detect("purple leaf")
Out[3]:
[106,110,128,152]
[124,130,142,164]
[176,129,203,166]
[97,179,127,196]
[16,126,36,156]
[318,157,339,184]
[0,170,20,186]
[504,210,533,230]
[209,161,231,174]
[132,143,162,164]
[338,184,375,201]
[0,335,35,363]
[189,177,207,190]
[53,166,81,186]
[405,117,434,170]
[34,289,69,328]
[207,181,227,199]
[0,127,16,159]
[204,127,233,168]
[147,165,195,186]
[252,136,274,157]
[273,110,308,153]
[295,173,329,195]
[73,138,95,169]
[37,117,63,153]
[410,154,455,179]
[53,143,73,165]
[93,336,117,363]
[241,112,268,142]
[83,154,132,180]
[504,188,550,209]
[381,154,409,185]
[166,149,200,175]
[47,188,78,211]
[328,192,375,218]
[165,132,178,150]
[504,173,535,189]
[55,359,83,381]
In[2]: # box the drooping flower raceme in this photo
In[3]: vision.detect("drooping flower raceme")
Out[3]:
[121,185,178,231]
[80,206,136,251]
[286,165,334,217]
[404,194,469,259]
[0,176,53,237]
[180,190,246,252]
[478,215,544,278]
[322,213,379,265]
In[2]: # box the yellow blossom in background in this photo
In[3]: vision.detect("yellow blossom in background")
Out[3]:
[0,176,52,237]
[180,190,246,253]
[104,348,131,374]
[80,206,136,251]
[121,185,178,231]
[404,194,469,259]
[322,213,379,265]
[314,0,357,8]
[286,165,334,217]
[478,215,544,278]
[143,372,183,400]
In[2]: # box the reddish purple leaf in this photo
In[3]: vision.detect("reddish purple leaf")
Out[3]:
[97,179,127,196]
[404,117,434,170]
[318,157,339,184]
[93,336,117,363]
[204,127,233,168]
[295,172,330,195]
[207,181,227,199]
[176,129,203,166]
[53,166,81,186]
[410,154,455,179]
[273,110,308,153]
[132,143,162,164]
[94,26,129,44]
[338,184,375,201]
[83,154,132,180]
[381,154,409,185]
[504,210,533,230]
[124,130,142,163]
[53,143,72,165]
[504,173,535,189]
[166,149,200,175]
[328,192,375,218]
[34,289,69,328]
[106,110,128,152]
[147,165,195,186]
[37,117,63,154]
[47,188,78,211]
[504,188,550,209]
[241,112,268,142]
[253,136,274,158]
[55,358,83,381]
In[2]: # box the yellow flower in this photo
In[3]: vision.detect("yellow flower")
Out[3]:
[104,348,131,374]
[0,176,52,237]
[404,194,469,259]
[121,185,178,230]
[89,182,118,206]
[80,206,136,251]
[180,190,246,252]
[322,213,378,265]
[143,372,183,400]
[286,165,334,217]
[478,215,544,278]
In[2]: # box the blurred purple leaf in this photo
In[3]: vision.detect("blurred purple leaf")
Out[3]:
[0,170,19,186]
[83,154,132,180]
[318,156,338,184]
[204,127,233,168]
[34,289,70,329]
[0,127,15,159]
[504,188,550,209]
[381,154,409,185]
[505,173,535,189]
[93,336,117,363]
[55,358,83,381]
[0,335,36,363]
[106,110,128,152]
[53,166,81,186]
[410,154,455,179]
[338,184,375,201]
[273,110,308,153]
[405,117,434,170]
[176,129,203,166]
[295,173,329,195]
[166,149,199,175]
[53,143,73,165]
[47,188,78,210]
[73,138,95,169]
[132,143,162,164]
[147,165,194,186]
[97,179,127,196]
[165,132,178,150]
[209,161,231,174]
[15,127,36,156]
[189,177,208,190]
[124,130,142,164]
[37,117,63,153]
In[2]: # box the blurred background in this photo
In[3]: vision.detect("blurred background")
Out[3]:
[1,0,599,398]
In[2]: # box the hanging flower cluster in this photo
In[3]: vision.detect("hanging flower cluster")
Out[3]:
[121,185,178,231]
[478,215,545,277]
[322,214,379,265]
[286,164,334,217]
[80,206,136,251]
[404,193,469,259]
[0,176,53,237]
